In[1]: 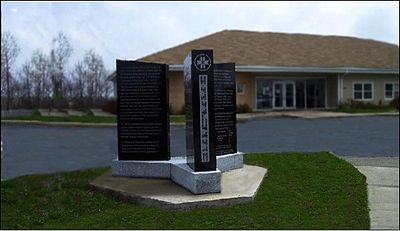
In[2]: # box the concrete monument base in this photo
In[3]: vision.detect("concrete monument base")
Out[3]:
[90,164,267,210]
[111,152,244,194]
[217,152,243,172]
[111,159,171,178]
[171,163,221,194]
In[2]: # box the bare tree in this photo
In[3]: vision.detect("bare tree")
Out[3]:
[19,62,34,107]
[10,77,22,108]
[77,49,107,107]
[26,49,51,107]
[101,72,113,99]
[1,31,20,110]
[49,32,73,109]
[61,73,74,104]
[72,61,86,108]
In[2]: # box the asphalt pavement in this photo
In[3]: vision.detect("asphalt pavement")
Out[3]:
[1,116,398,179]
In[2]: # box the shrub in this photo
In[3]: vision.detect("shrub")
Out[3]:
[168,105,185,115]
[338,100,376,109]
[337,99,396,113]
[390,96,399,111]
[349,100,375,109]
[87,110,94,116]
[236,103,252,113]
[101,99,117,115]
[168,105,172,115]
[178,105,186,115]
[32,109,41,116]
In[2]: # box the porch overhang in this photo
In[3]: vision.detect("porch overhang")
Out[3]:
[169,64,399,74]
[107,65,399,82]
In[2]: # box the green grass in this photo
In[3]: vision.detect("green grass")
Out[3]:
[1,152,369,229]
[170,115,185,123]
[1,114,186,123]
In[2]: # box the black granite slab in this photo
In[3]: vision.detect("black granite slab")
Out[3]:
[214,63,237,155]
[116,60,170,160]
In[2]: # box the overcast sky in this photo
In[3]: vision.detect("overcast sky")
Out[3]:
[1,1,399,72]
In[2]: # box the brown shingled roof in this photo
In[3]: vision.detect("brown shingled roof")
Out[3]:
[139,30,399,69]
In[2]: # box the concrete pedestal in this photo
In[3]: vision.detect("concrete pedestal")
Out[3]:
[110,152,244,194]
[111,159,170,178]
[217,152,243,172]
[171,163,221,194]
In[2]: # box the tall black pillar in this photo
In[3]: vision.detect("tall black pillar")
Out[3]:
[184,50,216,171]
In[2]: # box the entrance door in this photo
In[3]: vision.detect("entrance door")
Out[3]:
[273,82,284,109]
[273,81,296,109]
[285,81,295,109]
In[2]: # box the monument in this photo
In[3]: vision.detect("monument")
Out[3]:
[92,50,267,209]
[183,50,216,172]
[110,50,246,196]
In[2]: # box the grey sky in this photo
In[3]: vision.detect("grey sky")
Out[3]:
[1,1,399,72]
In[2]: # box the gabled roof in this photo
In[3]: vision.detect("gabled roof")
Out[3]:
[139,30,399,69]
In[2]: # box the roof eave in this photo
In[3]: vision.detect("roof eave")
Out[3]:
[170,64,399,74]
[108,65,399,81]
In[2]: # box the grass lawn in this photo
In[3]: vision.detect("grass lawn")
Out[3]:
[1,152,369,229]
[1,114,186,123]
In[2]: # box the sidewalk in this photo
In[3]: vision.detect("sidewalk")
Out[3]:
[342,157,399,230]
[356,166,399,230]
[236,111,399,120]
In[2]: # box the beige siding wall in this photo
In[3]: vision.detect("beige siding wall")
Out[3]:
[168,71,185,114]
[341,74,399,105]
[236,72,255,107]
[326,76,338,108]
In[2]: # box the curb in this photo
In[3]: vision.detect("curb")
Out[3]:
[236,112,399,120]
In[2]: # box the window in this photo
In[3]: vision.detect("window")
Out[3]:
[384,82,399,100]
[353,82,373,100]
[237,83,245,95]
[306,79,326,108]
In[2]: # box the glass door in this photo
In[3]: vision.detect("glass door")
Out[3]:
[285,81,296,109]
[306,79,326,108]
[273,82,284,109]
[273,81,296,109]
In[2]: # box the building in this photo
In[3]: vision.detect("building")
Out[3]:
[108,30,399,113]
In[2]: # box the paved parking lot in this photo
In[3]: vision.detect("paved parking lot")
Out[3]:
[1,116,398,179]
